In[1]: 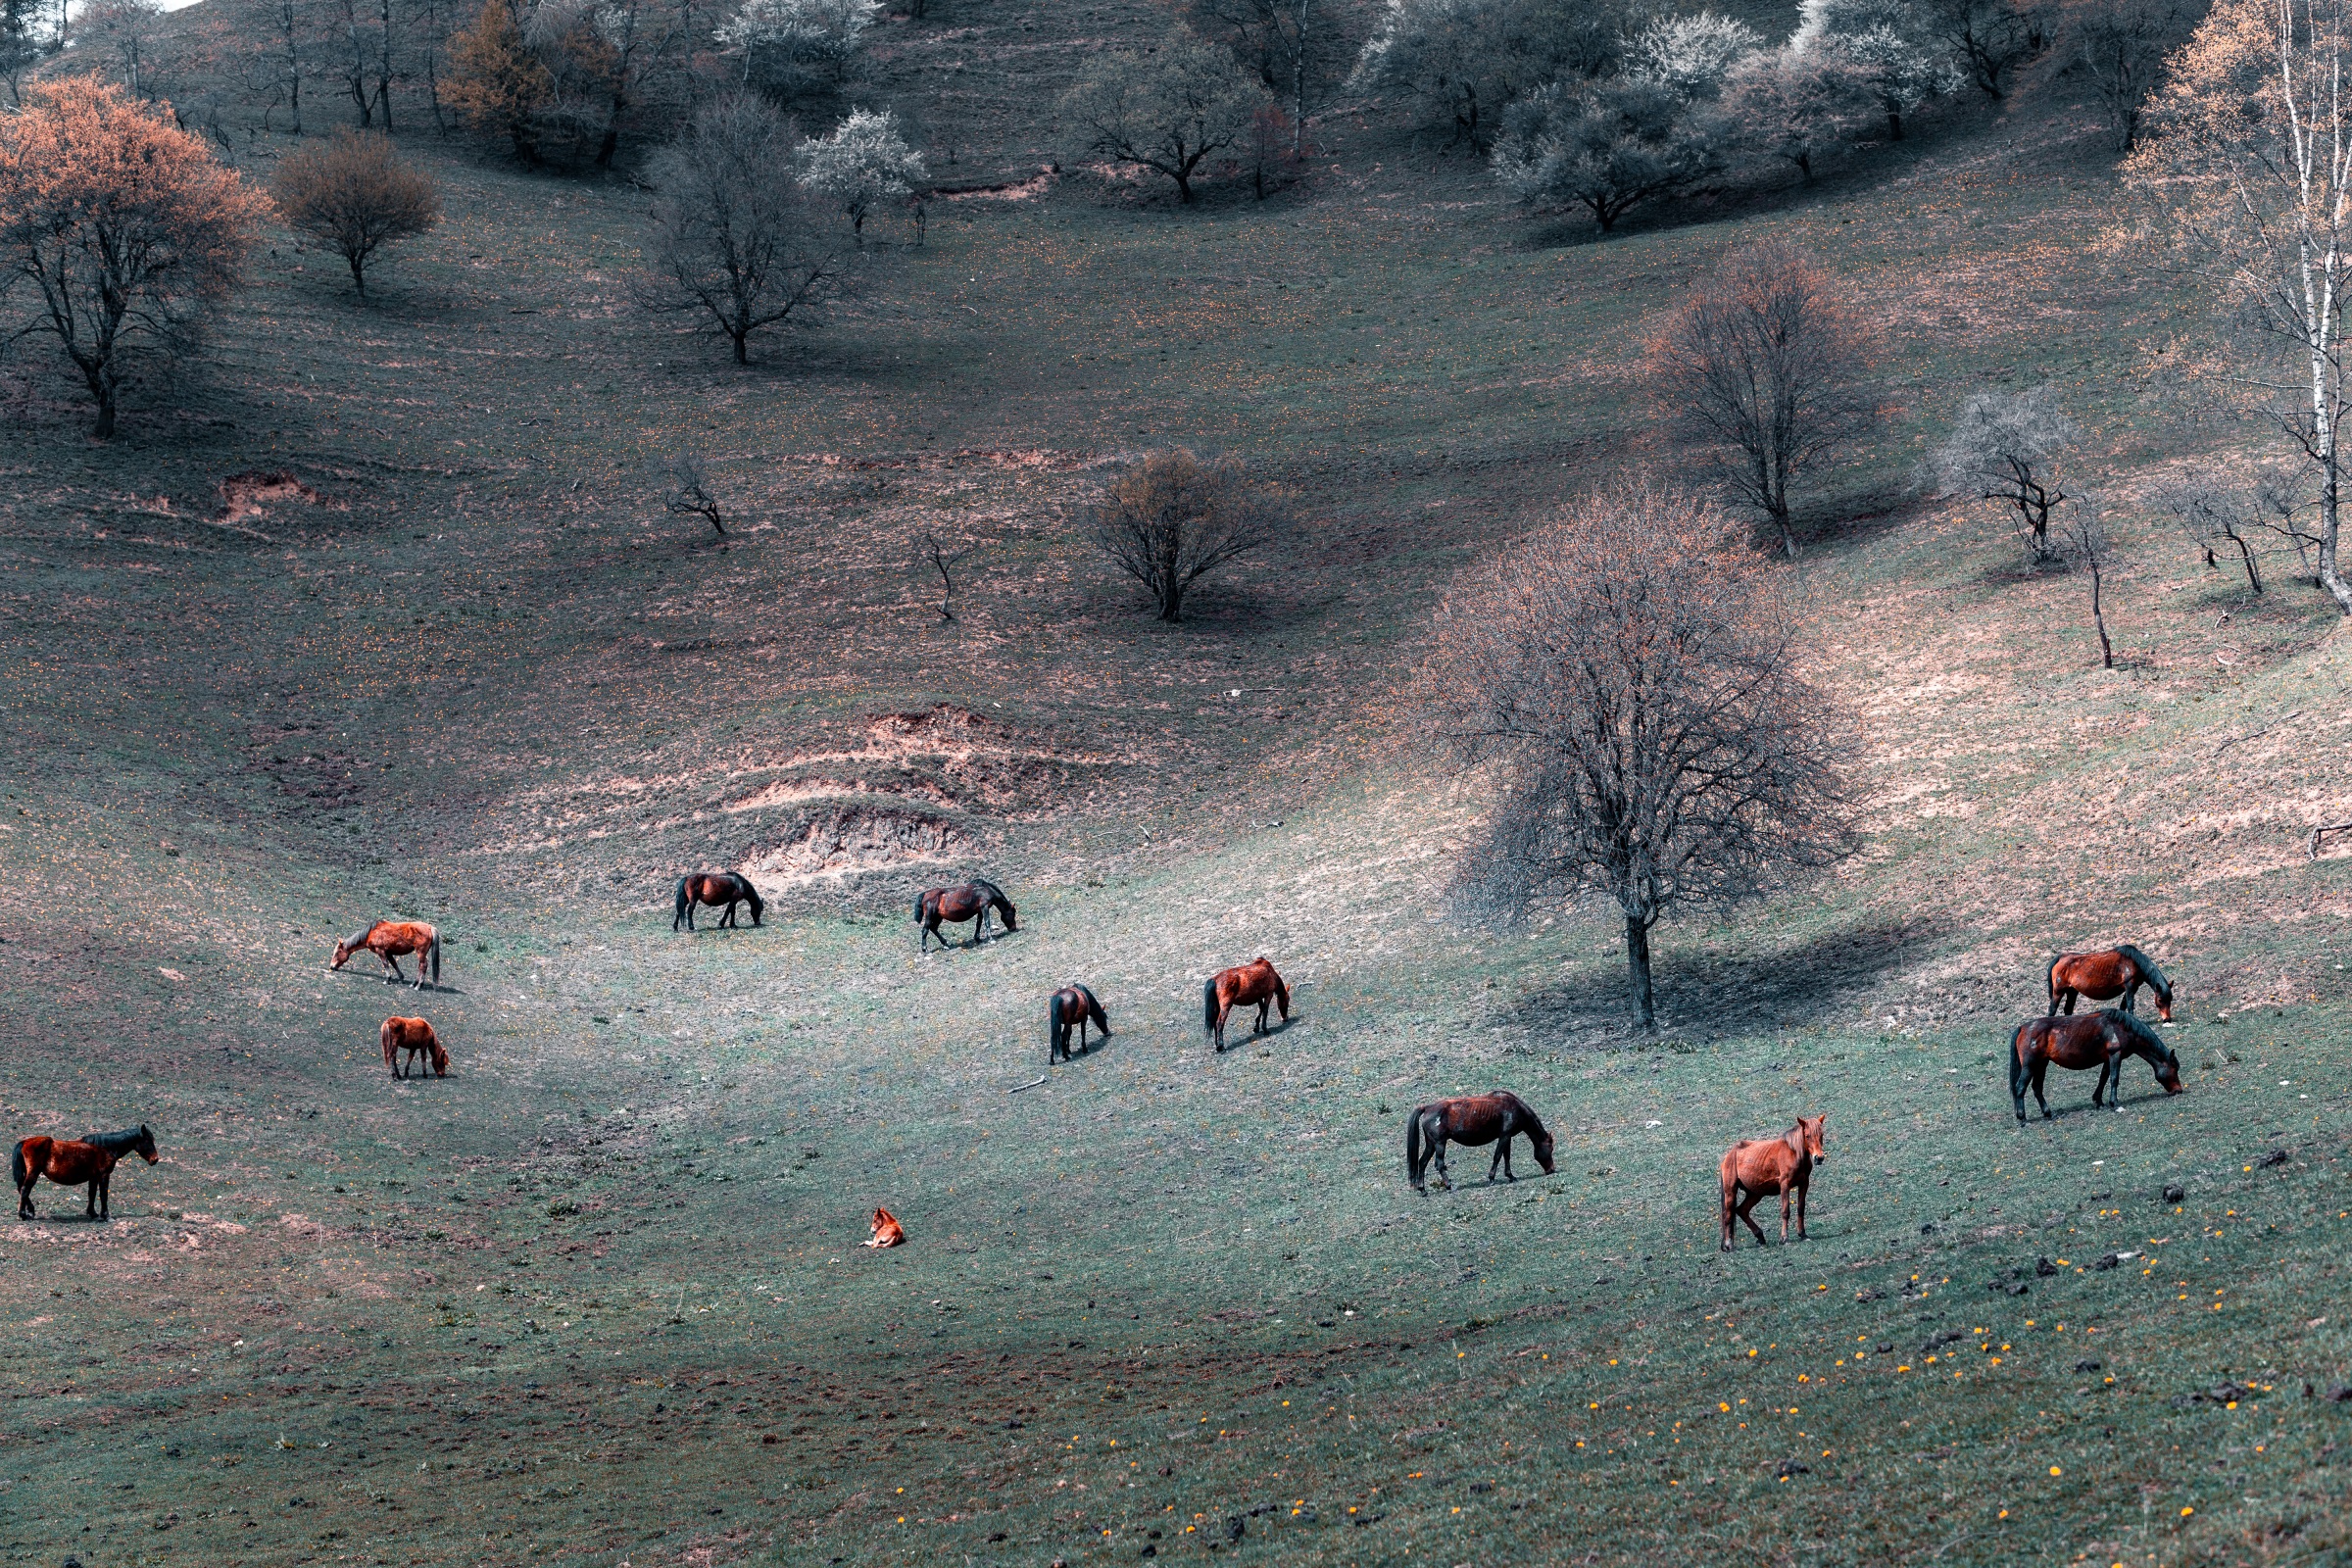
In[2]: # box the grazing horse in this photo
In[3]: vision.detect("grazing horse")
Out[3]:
[330,920,440,991]
[14,1125,158,1221]
[863,1207,906,1248]
[914,880,1016,952]
[380,1016,448,1080]
[1203,957,1290,1053]
[1048,984,1111,1063]
[2010,1009,2182,1122]
[1404,1092,1555,1193]
[673,871,763,932]
[2048,945,2174,1021]
[1720,1115,1827,1250]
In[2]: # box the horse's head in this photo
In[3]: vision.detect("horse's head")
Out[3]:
[2153,1047,2184,1095]
[996,895,1017,932]
[329,938,357,969]
[1798,1114,1827,1166]
[2121,1014,2183,1092]
[1531,1127,1556,1175]
[2151,992,2175,1023]
[135,1124,158,1163]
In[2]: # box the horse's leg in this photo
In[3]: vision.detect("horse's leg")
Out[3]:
[1487,1142,1503,1184]
[98,1169,110,1220]
[1794,1177,1807,1241]
[1780,1185,1791,1242]
[1432,1136,1450,1193]
[1254,1000,1269,1036]
[2059,989,2076,1015]
[1720,1180,1735,1250]
[383,953,406,986]
[2032,1059,2052,1121]
[1737,1190,1769,1247]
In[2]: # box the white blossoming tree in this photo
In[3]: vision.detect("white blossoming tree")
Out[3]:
[715,0,879,102]
[798,107,926,244]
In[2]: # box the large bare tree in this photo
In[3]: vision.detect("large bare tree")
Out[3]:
[2127,0,2352,614]
[1083,450,1288,621]
[1646,242,1878,558]
[633,93,853,364]
[1417,481,1853,1030]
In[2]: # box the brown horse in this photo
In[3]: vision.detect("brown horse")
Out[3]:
[1404,1092,1555,1193]
[1048,984,1111,1063]
[380,1016,448,1079]
[2048,945,2173,1021]
[674,871,763,931]
[330,920,440,990]
[1203,957,1290,1052]
[1719,1115,1826,1250]
[2011,1009,2181,1122]
[915,880,1016,952]
[863,1206,906,1248]
[15,1125,157,1220]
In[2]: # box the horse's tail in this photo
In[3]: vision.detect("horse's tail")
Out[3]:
[10,1139,26,1190]
[1202,977,1218,1034]
[1405,1107,1424,1181]
[427,929,440,983]
[2009,1021,2034,1094]
[912,891,928,925]
[1047,993,1064,1056]
[2044,953,2068,1009]
[676,878,693,928]
[744,880,765,927]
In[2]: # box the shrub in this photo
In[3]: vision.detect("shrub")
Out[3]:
[1084,450,1289,621]
[270,128,441,297]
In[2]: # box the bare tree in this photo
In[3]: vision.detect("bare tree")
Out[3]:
[913,527,973,619]
[0,77,269,437]
[1647,242,1878,558]
[1416,480,1853,1030]
[1056,26,1269,204]
[1185,0,1351,154]
[2059,493,2118,666]
[2126,0,2352,614]
[271,128,442,297]
[1934,385,2079,561]
[659,451,724,533]
[2153,473,2265,593]
[634,93,855,364]
[1918,0,2048,98]
[2075,0,2177,151]
[1084,450,1288,621]
[82,0,167,98]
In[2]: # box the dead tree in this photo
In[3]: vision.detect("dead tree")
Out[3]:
[914,527,973,620]
[2061,495,2116,667]
[1934,384,2079,562]
[660,451,724,534]
[1083,449,1289,622]
[1415,478,1853,1031]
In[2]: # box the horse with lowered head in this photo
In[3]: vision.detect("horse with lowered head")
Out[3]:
[14,1125,157,1221]
[915,880,1016,952]
[2048,945,2173,1021]
[674,871,763,932]
[1406,1092,1555,1193]
[330,921,440,991]
[2010,1008,2181,1122]
[380,1016,448,1079]
[1203,957,1290,1053]
[1048,984,1111,1063]
[1720,1115,1826,1250]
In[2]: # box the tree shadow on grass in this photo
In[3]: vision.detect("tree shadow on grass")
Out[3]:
[1501,913,1958,1044]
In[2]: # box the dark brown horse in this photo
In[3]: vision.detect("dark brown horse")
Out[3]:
[1203,957,1290,1052]
[330,920,440,990]
[1048,984,1111,1063]
[380,1016,448,1079]
[1405,1092,1554,1193]
[674,871,763,931]
[1719,1115,1826,1250]
[2048,945,2173,1021]
[2011,1009,2181,1122]
[915,880,1016,952]
[15,1126,157,1220]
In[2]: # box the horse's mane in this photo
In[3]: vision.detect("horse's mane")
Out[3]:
[970,878,1006,905]
[83,1126,148,1153]
[2115,1008,2172,1057]
[2116,944,2171,1000]
[341,924,376,950]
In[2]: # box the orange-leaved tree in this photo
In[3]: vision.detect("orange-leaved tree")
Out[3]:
[270,128,442,298]
[0,76,268,437]
[443,0,555,163]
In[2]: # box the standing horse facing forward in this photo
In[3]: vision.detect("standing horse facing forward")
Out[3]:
[1048,985,1111,1063]
[330,921,440,991]
[1720,1115,1827,1250]
[380,1016,448,1079]
[14,1125,157,1220]
[1203,957,1290,1053]
[2010,1009,2181,1122]
[1405,1092,1555,1193]
[915,881,1016,952]
[674,871,763,932]
[2048,945,2174,1021]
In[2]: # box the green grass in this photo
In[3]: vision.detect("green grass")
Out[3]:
[3,7,2352,1565]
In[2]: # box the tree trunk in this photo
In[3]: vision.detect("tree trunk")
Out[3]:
[2322,419,2352,613]
[2088,560,2112,667]
[730,328,749,365]
[1623,914,1655,1031]
[89,374,117,439]
[350,252,368,296]
[2234,535,2262,593]
[1886,106,1902,140]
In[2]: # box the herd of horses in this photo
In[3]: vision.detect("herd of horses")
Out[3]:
[10,862,2188,1248]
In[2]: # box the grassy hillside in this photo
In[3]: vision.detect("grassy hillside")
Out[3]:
[3,2,2351,1565]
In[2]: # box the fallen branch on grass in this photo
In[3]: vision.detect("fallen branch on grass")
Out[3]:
[1007,1075,1048,1094]
[2312,821,2352,859]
